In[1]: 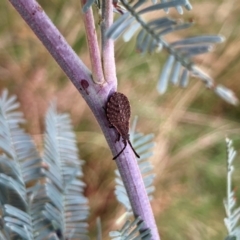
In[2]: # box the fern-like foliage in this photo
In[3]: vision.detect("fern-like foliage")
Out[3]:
[0,90,42,239]
[114,117,155,212]
[0,90,89,240]
[104,0,238,105]
[109,216,152,240]
[42,103,89,240]
[224,138,240,240]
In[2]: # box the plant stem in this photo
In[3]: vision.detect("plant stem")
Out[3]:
[101,0,117,83]
[8,0,160,239]
[80,0,105,84]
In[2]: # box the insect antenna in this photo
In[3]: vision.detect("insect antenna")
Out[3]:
[127,140,140,158]
[113,140,128,160]
[113,140,140,160]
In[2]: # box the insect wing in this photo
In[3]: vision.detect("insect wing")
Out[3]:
[106,92,131,126]
[106,92,140,159]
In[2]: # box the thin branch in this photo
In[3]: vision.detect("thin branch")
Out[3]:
[101,0,118,84]
[8,0,160,239]
[80,0,105,84]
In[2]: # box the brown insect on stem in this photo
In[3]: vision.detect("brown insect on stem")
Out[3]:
[106,92,140,160]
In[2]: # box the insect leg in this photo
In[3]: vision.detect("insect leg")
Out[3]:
[113,140,127,160]
[127,140,140,158]
[115,133,121,143]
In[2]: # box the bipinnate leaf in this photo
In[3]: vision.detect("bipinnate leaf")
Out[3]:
[42,103,89,240]
[106,0,238,104]
[0,90,89,240]
[224,139,240,240]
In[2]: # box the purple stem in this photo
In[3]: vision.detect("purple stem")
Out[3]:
[8,0,160,239]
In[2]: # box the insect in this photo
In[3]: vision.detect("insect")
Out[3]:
[106,92,140,160]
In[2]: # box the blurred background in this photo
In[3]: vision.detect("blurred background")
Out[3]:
[1,0,240,239]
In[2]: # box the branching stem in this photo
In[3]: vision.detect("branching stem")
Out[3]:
[8,0,160,239]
